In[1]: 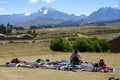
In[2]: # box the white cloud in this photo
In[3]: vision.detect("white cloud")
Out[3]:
[42,0,55,3]
[114,4,120,9]
[29,0,55,3]
[114,4,119,7]
[29,0,39,3]
[0,7,6,13]
[0,7,9,15]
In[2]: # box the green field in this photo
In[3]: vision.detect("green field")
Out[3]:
[0,26,120,80]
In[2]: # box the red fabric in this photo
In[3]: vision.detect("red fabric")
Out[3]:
[103,68,109,73]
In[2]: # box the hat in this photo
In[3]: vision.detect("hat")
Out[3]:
[100,59,104,62]
[73,49,78,54]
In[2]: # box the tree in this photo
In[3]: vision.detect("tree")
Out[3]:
[26,30,32,34]
[30,25,37,37]
[6,22,13,35]
[0,24,6,34]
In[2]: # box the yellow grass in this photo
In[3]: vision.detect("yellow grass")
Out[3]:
[0,26,120,80]
[0,41,120,80]
[13,26,120,39]
[0,52,120,80]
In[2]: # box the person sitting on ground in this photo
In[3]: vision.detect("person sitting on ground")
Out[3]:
[35,58,45,65]
[70,49,82,67]
[98,59,106,69]
[108,76,120,80]
[108,76,116,80]
[93,59,107,72]
[11,58,20,64]
[93,59,108,72]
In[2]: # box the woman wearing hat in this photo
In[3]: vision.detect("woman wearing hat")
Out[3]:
[98,59,106,69]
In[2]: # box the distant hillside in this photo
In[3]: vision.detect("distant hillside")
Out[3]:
[88,6,120,20]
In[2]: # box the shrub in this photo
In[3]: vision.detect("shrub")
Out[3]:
[68,37,76,41]
[9,40,14,43]
[26,30,32,34]
[50,37,72,52]
[50,37,109,53]
[0,42,3,44]
[97,39,110,52]
[73,38,95,52]
[92,41,102,52]
[26,30,37,37]
[32,40,36,43]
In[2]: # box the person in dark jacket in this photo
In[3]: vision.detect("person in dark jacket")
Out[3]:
[70,49,81,67]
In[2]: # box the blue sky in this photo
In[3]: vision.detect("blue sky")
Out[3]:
[0,0,119,15]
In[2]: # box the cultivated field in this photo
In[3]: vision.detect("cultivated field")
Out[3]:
[0,26,120,80]
[14,26,120,39]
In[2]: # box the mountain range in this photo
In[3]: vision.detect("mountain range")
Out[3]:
[0,6,120,27]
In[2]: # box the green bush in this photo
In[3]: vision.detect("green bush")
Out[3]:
[50,37,109,53]
[73,38,95,52]
[92,41,102,52]
[50,37,72,52]
[68,37,76,41]
[9,40,14,43]
[32,40,36,43]
[97,39,110,52]
[73,38,109,52]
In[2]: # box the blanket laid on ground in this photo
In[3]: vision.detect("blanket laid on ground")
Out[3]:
[5,58,116,73]
[108,77,120,80]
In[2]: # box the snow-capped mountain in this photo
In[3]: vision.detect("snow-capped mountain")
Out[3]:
[29,7,86,20]
[0,7,87,24]
[0,14,29,24]
[88,5,120,20]
[0,6,120,27]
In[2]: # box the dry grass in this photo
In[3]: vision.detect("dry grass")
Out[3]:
[0,41,120,80]
[13,26,120,39]
[0,26,120,80]
[39,26,120,39]
[0,53,120,80]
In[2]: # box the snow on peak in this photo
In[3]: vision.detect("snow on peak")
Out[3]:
[24,13,31,16]
[43,9,48,14]
[41,7,49,14]
[40,7,55,14]
[113,4,120,9]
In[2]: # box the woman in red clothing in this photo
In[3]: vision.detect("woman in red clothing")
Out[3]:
[98,59,106,69]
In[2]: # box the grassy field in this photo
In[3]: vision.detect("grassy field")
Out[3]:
[0,53,120,80]
[0,40,120,80]
[14,26,120,39]
[0,26,120,80]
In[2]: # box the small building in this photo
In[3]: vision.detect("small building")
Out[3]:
[17,34,34,39]
[0,34,7,40]
[107,34,120,53]
[0,34,7,38]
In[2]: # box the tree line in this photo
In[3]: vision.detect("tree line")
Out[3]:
[0,23,13,35]
[0,23,37,37]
